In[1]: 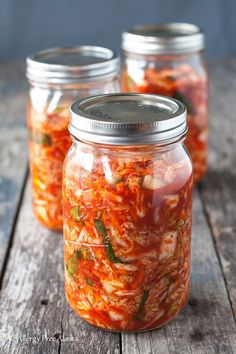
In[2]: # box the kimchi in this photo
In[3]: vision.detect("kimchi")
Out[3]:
[28,103,71,229]
[122,64,208,182]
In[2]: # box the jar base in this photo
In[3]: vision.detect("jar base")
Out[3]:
[33,209,63,231]
[65,291,188,333]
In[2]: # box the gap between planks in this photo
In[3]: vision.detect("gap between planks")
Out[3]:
[198,183,236,324]
[199,60,236,320]
[0,169,28,290]
[0,61,28,278]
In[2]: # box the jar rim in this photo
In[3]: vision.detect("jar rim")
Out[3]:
[69,93,187,145]
[122,23,205,55]
[26,46,120,84]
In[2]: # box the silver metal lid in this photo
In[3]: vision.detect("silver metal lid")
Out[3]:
[26,46,120,84]
[122,23,205,55]
[69,93,187,145]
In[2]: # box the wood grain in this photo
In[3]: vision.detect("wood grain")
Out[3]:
[0,182,120,354]
[0,62,28,277]
[1,60,236,354]
[122,190,236,354]
[199,59,236,318]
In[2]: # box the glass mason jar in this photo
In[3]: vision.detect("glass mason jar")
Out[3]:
[26,47,120,230]
[63,93,193,332]
[121,23,208,182]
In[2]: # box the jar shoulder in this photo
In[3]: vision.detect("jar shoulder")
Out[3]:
[63,143,193,194]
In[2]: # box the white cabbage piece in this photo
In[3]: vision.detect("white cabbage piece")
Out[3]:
[159,231,178,261]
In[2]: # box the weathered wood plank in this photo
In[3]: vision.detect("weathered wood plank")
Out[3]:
[122,190,236,354]
[0,61,28,277]
[0,181,120,354]
[1,59,236,354]
[199,59,236,318]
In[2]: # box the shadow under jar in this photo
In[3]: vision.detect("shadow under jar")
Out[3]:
[26,46,120,230]
[121,23,208,183]
[63,93,193,332]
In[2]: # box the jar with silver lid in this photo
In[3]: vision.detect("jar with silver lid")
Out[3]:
[26,46,120,230]
[63,93,193,332]
[121,23,208,183]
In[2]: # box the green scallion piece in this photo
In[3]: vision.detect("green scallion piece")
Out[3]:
[29,130,52,146]
[134,290,149,321]
[69,206,84,225]
[94,219,125,263]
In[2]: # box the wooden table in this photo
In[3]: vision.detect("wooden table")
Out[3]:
[0,60,236,354]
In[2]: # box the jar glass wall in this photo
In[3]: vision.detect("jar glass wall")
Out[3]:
[63,93,193,332]
[63,142,192,331]
[26,47,120,230]
[121,24,208,182]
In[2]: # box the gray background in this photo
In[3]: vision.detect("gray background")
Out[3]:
[0,0,235,59]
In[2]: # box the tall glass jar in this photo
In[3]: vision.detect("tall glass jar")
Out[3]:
[63,93,193,332]
[121,23,208,182]
[26,47,120,230]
